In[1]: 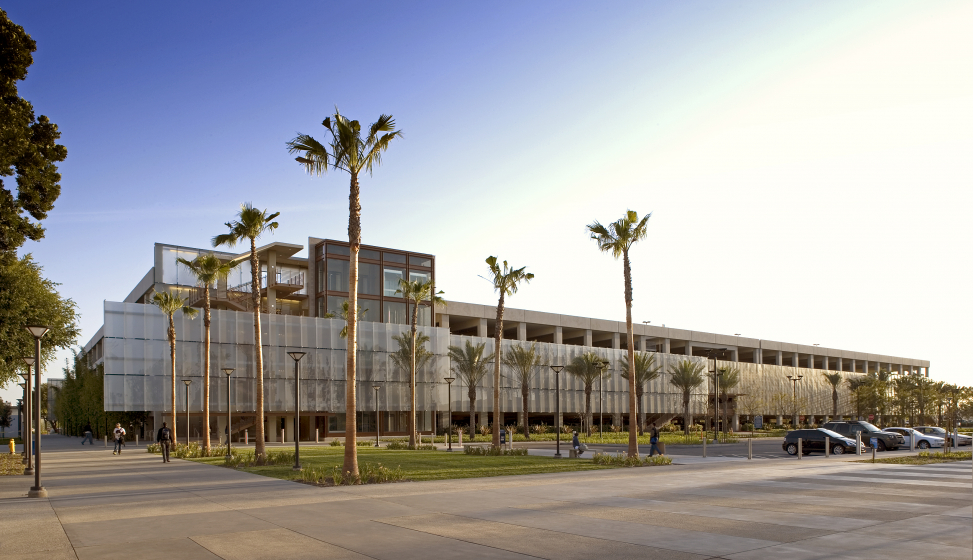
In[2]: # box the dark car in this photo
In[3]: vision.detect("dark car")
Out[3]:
[821,421,903,451]
[782,428,860,455]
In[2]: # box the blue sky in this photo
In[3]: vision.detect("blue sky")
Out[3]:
[2,1,970,400]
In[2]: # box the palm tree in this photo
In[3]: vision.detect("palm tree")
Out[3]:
[149,290,198,444]
[566,352,610,436]
[484,256,533,448]
[213,203,279,459]
[847,375,869,420]
[324,300,369,339]
[822,372,843,419]
[176,253,239,452]
[395,278,445,447]
[588,209,650,458]
[287,110,402,478]
[502,343,540,439]
[717,365,740,437]
[447,340,492,441]
[668,359,706,435]
[619,352,661,435]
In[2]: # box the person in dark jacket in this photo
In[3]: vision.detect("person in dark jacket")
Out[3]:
[572,431,584,455]
[81,423,93,445]
[156,422,173,463]
[648,422,662,457]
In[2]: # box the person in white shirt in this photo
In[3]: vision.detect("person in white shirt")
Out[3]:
[112,423,126,455]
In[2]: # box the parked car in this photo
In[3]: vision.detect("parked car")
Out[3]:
[820,421,904,451]
[914,426,972,446]
[782,428,862,455]
[883,427,943,449]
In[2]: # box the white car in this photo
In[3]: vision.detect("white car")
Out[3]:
[914,426,972,447]
[884,427,943,450]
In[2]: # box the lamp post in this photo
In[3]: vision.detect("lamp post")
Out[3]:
[704,349,726,443]
[19,361,32,472]
[287,351,306,471]
[16,395,23,443]
[222,368,234,457]
[372,385,381,447]
[596,360,610,440]
[25,325,49,498]
[551,365,564,458]
[183,379,192,445]
[444,377,455,451]
[787,374,804,427]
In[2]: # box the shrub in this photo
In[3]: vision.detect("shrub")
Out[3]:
[591,452,672,467]
[531,423,548,434]
[479,424,491,436]
[463,446,528,456]
[298,463,405,486]
[329,439,343,447]
[385,440,436,450]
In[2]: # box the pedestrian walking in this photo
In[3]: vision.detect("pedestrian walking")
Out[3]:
[81,423,94,445]
[157,422,173,463]
[112,423,126,455]
[572,431,586,455]
[648,422,662,457]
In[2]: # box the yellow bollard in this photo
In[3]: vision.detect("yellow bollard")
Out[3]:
[8,439,15,454]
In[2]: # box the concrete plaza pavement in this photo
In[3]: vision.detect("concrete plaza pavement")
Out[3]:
[0,435,970,560]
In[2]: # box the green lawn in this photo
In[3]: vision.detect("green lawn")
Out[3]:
[403,432,752,445]
[855,450,972,465]
[190,446,617,482]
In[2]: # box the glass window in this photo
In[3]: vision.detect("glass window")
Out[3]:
[316,297,323,317]
[384,252,407,264]
[410,255,432,267]
[409,270,431,284]
[327,259,350,292]
[326,296,347,316]
[327,244,350,256]
[359,299,380,323]
[315,244,323,257]
[359,263,380,295]
[384,267,405,296]
[316,261,324,293]
[408,304,432,326]
[360,249,380,261]
[384,301,408,325]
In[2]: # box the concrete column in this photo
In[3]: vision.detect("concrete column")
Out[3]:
[837,357,843,371]
[284,414,294,442]
[732,413,739,432]
[685,342,693,356]
[791,353,798,367]
[584,329,593,347]
[897,364,903,375]
[850,359,857,373]
[639,336,648,352]
[776,350,783,365]
[477,318,487,338]
[822,356,829,371]
[863,360,869,374]
[266,415,276,442]
[517,322,526,341]
[808,353,815,370]
[554,326,562,344]
[217,416,228,446]
[731,349,739,362]
[440,314,450,329]
[776,414,783,426]
[612,333,620,350]
[754,348,763,364]
[267,250,277,314]
[663,338,671,354]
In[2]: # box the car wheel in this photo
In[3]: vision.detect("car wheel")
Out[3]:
[832,444,846,455]
[877,440,887,452]
[917,440,930,449]
[785,443,798,456]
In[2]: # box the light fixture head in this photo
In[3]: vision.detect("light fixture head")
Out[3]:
[222,368,234,377]
[372,385,380,390]
[287,351,307,362]
[25,325,50,338]
[734,333,741,336]
[550,365,564,374]
[19,373,28,381]
[20,356,34,367]
[444,376,455,383]
[183,379,192,386]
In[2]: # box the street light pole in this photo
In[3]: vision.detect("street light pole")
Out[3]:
[551,365,564,458]
[222,368,234,458]
[287,351,306,471]
[787,374,804,427]
[373,385,381,447]
[18,360,32,472]
[25,325,49,498]
[444,377,455,451]
[183,379,192,446]
[596,361,609,440]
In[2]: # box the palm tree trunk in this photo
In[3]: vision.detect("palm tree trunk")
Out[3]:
[251,237,266,458]
[469,388,476,442]
[169,316,177,443]
[683,393,691,435]
[409,302,419,448]
[344,172,361,479]
[622,249,638,458]
[522,386,530,440]
[492,293,505,448]
[585,387,592,437]
[636,388,644,435]
[203,287,211,452]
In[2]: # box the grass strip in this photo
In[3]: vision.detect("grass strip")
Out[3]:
[855,450,972,465]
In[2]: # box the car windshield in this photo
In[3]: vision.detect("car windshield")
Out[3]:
[858,422,881,432]
[817,428,845,439]
[928,427,946,434]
